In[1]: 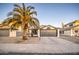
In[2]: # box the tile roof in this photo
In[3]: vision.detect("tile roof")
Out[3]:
[40,25,57,30]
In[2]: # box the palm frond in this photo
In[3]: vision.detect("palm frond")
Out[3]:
[2,17,14,25]
[10,20,22,30]
[32,17,39,24]
[27,6,35,11]
[11,22,21,28]
[14,4,23,11]
[7,12,14,16]
[30,11,37,16]
[13,8,23,14]
[29,18,39,29]
[8,11,23,17]
[8,12,23,20]
[22,3,26,16]
[32,20,39,28]
[13,14,21,20]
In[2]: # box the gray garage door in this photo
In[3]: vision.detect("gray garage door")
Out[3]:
[0,29,9,37]
[16,31,22,36]
[40,30,57,37]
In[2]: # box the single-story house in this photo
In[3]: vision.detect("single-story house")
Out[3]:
[0,24,60,37]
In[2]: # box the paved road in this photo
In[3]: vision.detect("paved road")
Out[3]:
[0,37,79,54]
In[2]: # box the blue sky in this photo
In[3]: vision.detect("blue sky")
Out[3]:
[0,3,79,27]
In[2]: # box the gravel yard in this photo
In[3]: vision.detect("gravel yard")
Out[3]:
[0,37,79,55]
[60,35,79,44]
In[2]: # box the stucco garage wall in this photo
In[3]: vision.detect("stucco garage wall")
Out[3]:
[16,31,22,36]
[63,30,71,36]
[40,29,57,37]
[0,29,9,37]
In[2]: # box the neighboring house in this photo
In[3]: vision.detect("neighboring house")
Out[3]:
[0,23,40,37]
[61,20,79,36]
[0,24,17,37]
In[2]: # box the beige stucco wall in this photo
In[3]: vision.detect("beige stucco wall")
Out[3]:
[63,29,75,36]
[9,30,16,37]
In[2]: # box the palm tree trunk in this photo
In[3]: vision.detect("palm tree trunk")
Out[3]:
[22,29,28,40]
[21,23,28,40]
[22,3,28,40]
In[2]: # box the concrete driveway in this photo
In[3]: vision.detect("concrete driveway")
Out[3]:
[0,37,79,54]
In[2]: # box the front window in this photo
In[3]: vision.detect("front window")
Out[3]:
[69,24,73,27]
[32,29,37,35]
[75,30,78,33]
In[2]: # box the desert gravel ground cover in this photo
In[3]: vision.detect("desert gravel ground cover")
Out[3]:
[0,37,79,55]
[60,35,79,44]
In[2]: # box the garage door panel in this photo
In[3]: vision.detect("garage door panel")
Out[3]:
[40,30,57,37]
[0,30,9,37]
[16,31,22,36]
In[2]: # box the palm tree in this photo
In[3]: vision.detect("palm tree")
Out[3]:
[2,3,39,40]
